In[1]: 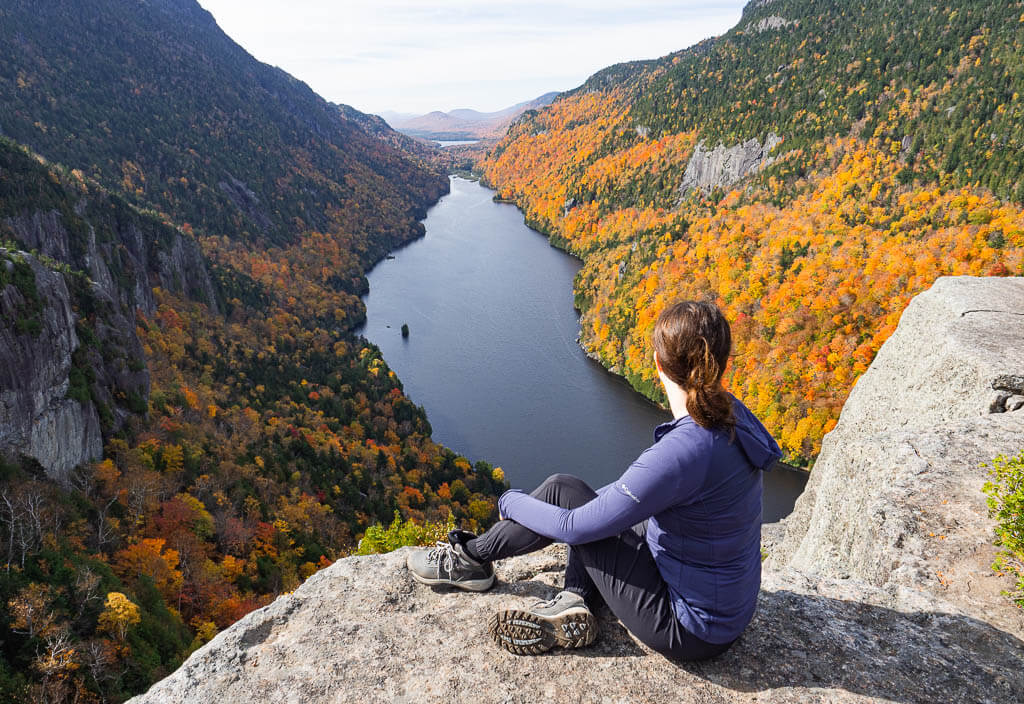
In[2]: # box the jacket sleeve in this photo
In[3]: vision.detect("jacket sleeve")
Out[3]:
[498,430,711,544]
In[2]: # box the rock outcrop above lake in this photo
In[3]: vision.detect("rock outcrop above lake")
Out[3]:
[128,276,1024,703]
[680,133,782,194]
[766,276,1024,636]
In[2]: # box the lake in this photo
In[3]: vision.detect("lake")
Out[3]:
[361,176,806,522]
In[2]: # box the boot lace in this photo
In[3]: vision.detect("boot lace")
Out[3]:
[426,540,458,575]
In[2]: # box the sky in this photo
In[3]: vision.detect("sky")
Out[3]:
[196,1,748,116]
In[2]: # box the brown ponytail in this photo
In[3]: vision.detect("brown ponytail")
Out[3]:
[652,301,735,432]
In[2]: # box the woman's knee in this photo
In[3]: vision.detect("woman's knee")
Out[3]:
[534,473,597,507]
[540,473,590,490]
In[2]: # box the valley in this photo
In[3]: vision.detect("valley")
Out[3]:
[1,0,1023,700]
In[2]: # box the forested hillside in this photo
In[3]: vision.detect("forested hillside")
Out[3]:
[0,0,447,248]
[481,0,1024,463]
[0,2,503,701]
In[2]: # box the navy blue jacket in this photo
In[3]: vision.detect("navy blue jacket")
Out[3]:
[498,397,781,644]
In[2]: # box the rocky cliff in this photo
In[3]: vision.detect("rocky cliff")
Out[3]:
[765,276,1024,636]
[128,276,1024,703]
[0,250,103,477]
[0,142,217,480]
[680,133,782,194]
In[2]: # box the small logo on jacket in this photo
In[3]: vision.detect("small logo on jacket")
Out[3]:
[619,483,641,504]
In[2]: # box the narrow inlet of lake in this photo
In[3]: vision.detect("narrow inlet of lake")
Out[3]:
[361,176,806,522]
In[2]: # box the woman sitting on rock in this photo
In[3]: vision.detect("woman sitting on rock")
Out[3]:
[407,300,781,660]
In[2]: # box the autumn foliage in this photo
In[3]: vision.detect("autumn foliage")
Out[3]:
[481,1,1024,463]
[0,9,501,698]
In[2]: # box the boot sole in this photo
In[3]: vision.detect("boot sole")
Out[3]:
[409,571,495,592]
[488,606,597,655]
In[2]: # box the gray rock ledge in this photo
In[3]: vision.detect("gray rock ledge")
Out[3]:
[128,546,1022,704]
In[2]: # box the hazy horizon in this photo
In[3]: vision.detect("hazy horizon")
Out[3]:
[195,0,747,116]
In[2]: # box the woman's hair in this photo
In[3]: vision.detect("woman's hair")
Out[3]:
[652,300,735,431]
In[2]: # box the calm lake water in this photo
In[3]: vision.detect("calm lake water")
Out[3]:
[361,176,806,522]
[435,139,479,147]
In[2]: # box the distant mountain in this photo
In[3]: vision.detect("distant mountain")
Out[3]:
[337,104,443,160]
[336,104,473,174]
[382,92,559,140]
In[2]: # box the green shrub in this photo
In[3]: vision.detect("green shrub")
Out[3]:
[1,257,43,337]
[355,510,455,556]
[67,365,92,403]
[967,209,993,225]
[982,450,1024,608]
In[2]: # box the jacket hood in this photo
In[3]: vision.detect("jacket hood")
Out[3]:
[731,398,782,471]
[653,396,783,471]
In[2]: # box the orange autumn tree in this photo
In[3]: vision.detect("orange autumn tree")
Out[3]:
[112,539,184,606]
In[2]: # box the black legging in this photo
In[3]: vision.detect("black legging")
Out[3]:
[468,473,736,661]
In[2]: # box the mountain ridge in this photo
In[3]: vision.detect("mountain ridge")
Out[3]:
[383,92,559,140]
[0,0,448,247]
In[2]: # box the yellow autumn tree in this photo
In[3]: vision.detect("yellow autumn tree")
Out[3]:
[97,592,141,641]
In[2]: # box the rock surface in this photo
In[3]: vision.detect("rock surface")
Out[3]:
[0,254,102,476]
[128,546,1023,704]
[804,276,1024,438]
[680,133,782,194]
[746,16,798,33]
[129,276,1024,703]
[768,277,1024,625]
[4,201,217,319]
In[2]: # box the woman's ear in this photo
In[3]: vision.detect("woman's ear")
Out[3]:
[653,350,662,373]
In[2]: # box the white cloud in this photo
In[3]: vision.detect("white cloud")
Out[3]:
[197,1,747,114]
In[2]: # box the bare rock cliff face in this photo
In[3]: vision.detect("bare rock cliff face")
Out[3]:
[680,133,782,194]
[746,16,798,33]
[1,192,217,479]
[129,276,1024,704]
[0,253,102,477]
[4,203,217,319]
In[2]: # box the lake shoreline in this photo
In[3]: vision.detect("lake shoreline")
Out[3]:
[362,175,807,520]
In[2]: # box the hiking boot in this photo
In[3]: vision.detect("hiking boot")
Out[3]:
[406,531,495,592]
[489,590,598,655]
